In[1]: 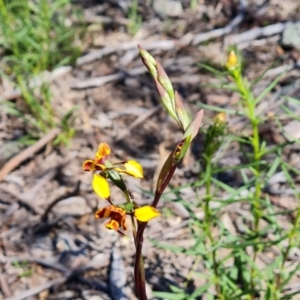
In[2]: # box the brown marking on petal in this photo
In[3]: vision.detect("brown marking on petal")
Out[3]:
[94,163,106,171]
[83,160,94,171]
[95,143,111,164]
[111,208,126,230]
[112,213,124,228]
[95,208,105,219]
[106,219,119,230]
[95,207,111,219]
[109,206,126,215]
[95,205,126,219]
[174,140,184,160]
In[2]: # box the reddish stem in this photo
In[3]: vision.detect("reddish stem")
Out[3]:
[134,222,148,300]
[134,164,178,299]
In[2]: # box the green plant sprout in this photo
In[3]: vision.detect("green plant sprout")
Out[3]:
[190,0,198,11]
[0,0,80,144]
[11,260,33,278]
[127,0,142,36]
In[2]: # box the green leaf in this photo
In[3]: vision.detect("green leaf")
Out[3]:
[183,110,204,141]
[190,282,212,297]
[255,73,283,105]
[197,102,242,115]
[250,60,280,88]
[197,62,226,78]
[149,239,186,253]
[108,170,127,192]
[152,291,187,300]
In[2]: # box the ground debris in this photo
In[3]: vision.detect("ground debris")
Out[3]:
[1,0,300,299]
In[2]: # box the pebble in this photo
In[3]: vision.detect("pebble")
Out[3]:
[152,0,183,17]
[282,21,300,49]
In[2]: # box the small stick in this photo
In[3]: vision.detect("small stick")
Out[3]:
[192,0,247,45]
[41,180,81,222]
[26,151,78,197]
[4,276,68,300]
[71,66,146,89]
[115,106,160,141]
[0,273,13,298]
[0,186,43,215]
[0,152,78,216]
[76,40,178,66]
[224,22,287,46]
[0,128,61,182]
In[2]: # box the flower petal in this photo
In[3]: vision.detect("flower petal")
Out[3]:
[95,205,127,231]
[95,205,124,218]
[123,160,144,178]
[83,160,94,171]
[92,174,110,200]
[95,143,111,164]
[134,205,160,222]
[95,206,112,218]
[106,219,120,230]
[226,50,238,70]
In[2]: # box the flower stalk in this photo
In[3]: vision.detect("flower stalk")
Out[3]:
[226,50,263,299]
[201,112,227,299]
[133,46,203,299]
[83,46,203,300]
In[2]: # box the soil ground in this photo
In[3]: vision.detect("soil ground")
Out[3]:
[1,1,300,299]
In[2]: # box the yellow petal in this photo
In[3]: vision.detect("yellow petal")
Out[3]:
[106,219,120,230]
[92,174,110,200]
[214,112,226,126]
[134,205,160,222]
[124,160,144,178]
[226,50,238,69]
[95,143,111,162]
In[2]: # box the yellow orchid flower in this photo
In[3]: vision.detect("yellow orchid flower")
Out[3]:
[83,142,110,172]
[83,143,144,200]
[95,204,160,236]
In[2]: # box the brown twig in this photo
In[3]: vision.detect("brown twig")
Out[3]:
[41,180,81,222]
[0,186,43,215]
[0,273,13,298]
[76,40,178,66]
[224,22,287,46]
[191,0,247,45]
[115,106,160,141]
[26,151,78,198]
[82,8,129,26]
[4,276,69,300]
[0,152,78,217]
[1,253,111,300]
[0,128,61,182]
